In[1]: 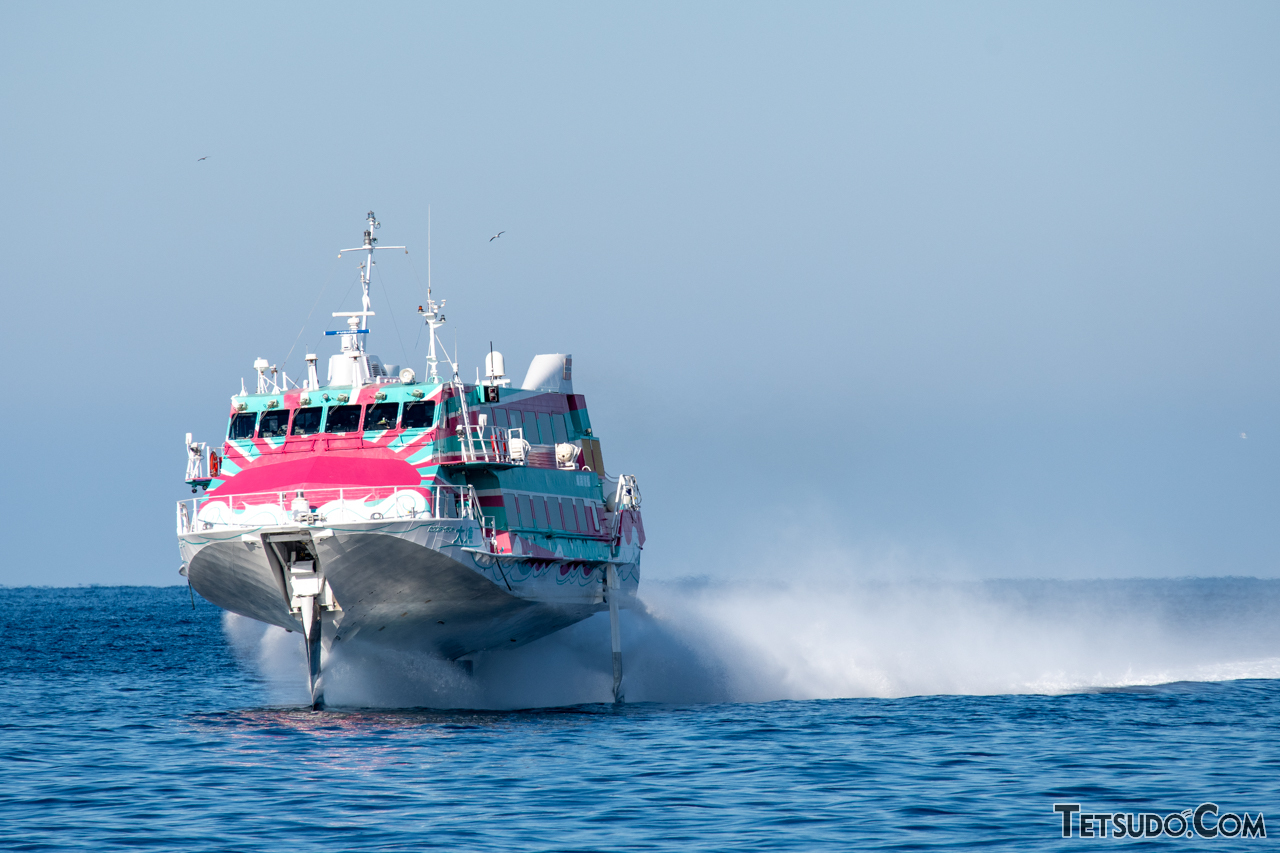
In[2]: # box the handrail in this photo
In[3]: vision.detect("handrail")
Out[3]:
[446,425,528,466]
[176,483,483,534]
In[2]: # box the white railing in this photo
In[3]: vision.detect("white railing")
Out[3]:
[616,474,641,510]
[184,433,219,483]
[446,420,578,471]
[602,473,641,512]
[441,425,531,466]
[176,484,489,534]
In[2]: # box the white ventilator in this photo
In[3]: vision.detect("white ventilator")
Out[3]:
[521,354,573,394]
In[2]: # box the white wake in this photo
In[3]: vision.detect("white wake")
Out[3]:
[222,576,1280,709]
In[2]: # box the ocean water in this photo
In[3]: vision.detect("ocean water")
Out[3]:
[3,580,1280,850]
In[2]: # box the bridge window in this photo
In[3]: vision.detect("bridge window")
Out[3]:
[365,402,400,431]
[325,405,362,434]
[291,407,322,436]
[258,410,289,438]
[402,400,436,430]
[536,412,553,445]
[228,413,257,440]
[552,414,568,444]
[493,408,509,429]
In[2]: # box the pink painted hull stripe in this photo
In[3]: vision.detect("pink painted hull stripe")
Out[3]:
[213,456,419,495]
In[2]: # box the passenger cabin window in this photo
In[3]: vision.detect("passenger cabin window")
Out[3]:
[325,405,362,434]
[258,410,288,438]
[550,498,568,531]
[365,402,399,431]
[402,400,436,430]
[228,413,257,440]
[291,407,322,436]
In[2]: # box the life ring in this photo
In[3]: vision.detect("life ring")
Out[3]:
[209,452,220,477]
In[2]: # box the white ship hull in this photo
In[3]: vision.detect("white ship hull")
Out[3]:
[181,519,640,662]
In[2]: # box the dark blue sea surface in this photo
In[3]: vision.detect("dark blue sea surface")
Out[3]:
[2,584,1279,850]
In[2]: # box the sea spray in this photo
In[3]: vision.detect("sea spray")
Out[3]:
[223,576,1280,709]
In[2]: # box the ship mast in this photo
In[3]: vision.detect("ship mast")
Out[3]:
[417,207,447,382]
[337,210,404,357]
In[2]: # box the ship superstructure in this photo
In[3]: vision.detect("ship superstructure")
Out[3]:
[177,213,643,707]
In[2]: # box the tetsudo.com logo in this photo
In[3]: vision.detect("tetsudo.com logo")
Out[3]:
[1054,803,1265,839]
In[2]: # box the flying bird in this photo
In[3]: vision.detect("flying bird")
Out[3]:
[197,156,208,161]
[489,231,505,242]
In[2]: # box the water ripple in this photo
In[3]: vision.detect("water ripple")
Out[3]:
[3,585,1280,850]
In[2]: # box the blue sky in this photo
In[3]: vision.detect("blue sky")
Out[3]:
[2,2,1278,585]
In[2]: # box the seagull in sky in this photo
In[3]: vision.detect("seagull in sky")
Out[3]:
[197,156,208,161]
[489,231,505,242]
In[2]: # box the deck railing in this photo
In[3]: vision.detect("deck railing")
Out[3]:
[176,483,490,536]
[434,425,531,466]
